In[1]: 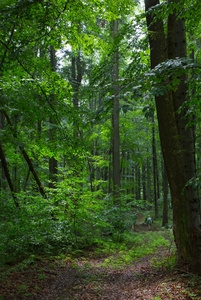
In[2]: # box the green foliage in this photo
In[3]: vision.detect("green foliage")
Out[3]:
[0,183,153,265]
[150,250,176,271]
[0,0,201,279]
[0,192,70,263]
[99,230,173,268]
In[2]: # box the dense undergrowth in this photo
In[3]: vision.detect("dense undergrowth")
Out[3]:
[0,191,181,299]
[0,189,154,265]
[0,186,174,273]
[0,226,175,282]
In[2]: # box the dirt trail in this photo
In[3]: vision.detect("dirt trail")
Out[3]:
[41,252,166,299]
[34,225,191,300]
[1,225,201,299]
[36,244,188,300]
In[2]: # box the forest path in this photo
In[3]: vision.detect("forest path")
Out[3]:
[1,226,201,299]
[41,247,173,299]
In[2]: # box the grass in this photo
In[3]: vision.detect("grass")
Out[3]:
[87,229,175,268]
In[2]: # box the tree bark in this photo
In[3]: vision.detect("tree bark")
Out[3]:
[49,45,58,189]
[167,4,201,272]
[137,164,141,200]
[70,50,83,175]
[0,111,6,190]
[135,164,138,200]
[142,164,146,200]
[145,0,190,264]
[152,115,158,218]
[112,19,120,198]
[127,151,130,194]
[162,164,168,227]
[144,0,201,274]
[71,50,82,139]
[146,153,151,203]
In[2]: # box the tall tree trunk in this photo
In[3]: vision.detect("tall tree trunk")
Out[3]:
[120,148,125,181]
[146,154,151,203]
[127,151,130,194]
[162,164,168,227]
[112,19,120,198]
[142,164,146,200]
[156,151,160,200]
[71,50,82,139]
[152,115,158,218]
[71,50,83,176]
[167,5,201,272]
[131,166,134,195]
[145,0,190,264]
[13,115,19,192]
[174,11,201,274]
[137,164,141,200]
[0,111,6,190]
[144,0,201,274]
[88,97,98,192]
[49,46,58,189]
[109,148,112,194]
[135,164,138,200]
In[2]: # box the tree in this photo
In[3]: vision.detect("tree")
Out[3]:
[144,0,201,274]
[152,114,158,219]
[112,19,121,198]
[162,164,168,227]
[49,45,58,189]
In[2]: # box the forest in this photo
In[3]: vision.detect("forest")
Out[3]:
[0,0,201,299]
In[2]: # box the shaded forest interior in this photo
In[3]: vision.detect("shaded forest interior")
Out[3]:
[1,1,201,298]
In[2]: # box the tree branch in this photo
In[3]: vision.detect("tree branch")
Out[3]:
[1,109,47,199]
[0,23,16,69]
[0,141,20,208]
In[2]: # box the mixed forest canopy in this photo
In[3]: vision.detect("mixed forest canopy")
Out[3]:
[0,0,201,275]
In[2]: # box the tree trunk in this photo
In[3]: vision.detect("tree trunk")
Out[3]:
[109,148,112,194]
[156,151,160,200]
[71,50,82,139]
[135,164,138,200]
[120,148,125,181]
[162,164,168,227]
[131,166,134,195]
[112,19,120,198]
[137,164,141,200]
[145,0,190,264]
[142,164,146,200]
[144,0,201,274]
[152,115,158,218]
[174,13,201,275]
[49,46,58,189]
[167,5,201,272]
[146,154,151,203]
[0,111,6,190]
[127,151,130,194]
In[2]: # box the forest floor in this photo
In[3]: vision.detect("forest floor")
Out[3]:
[1,223,201,300]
